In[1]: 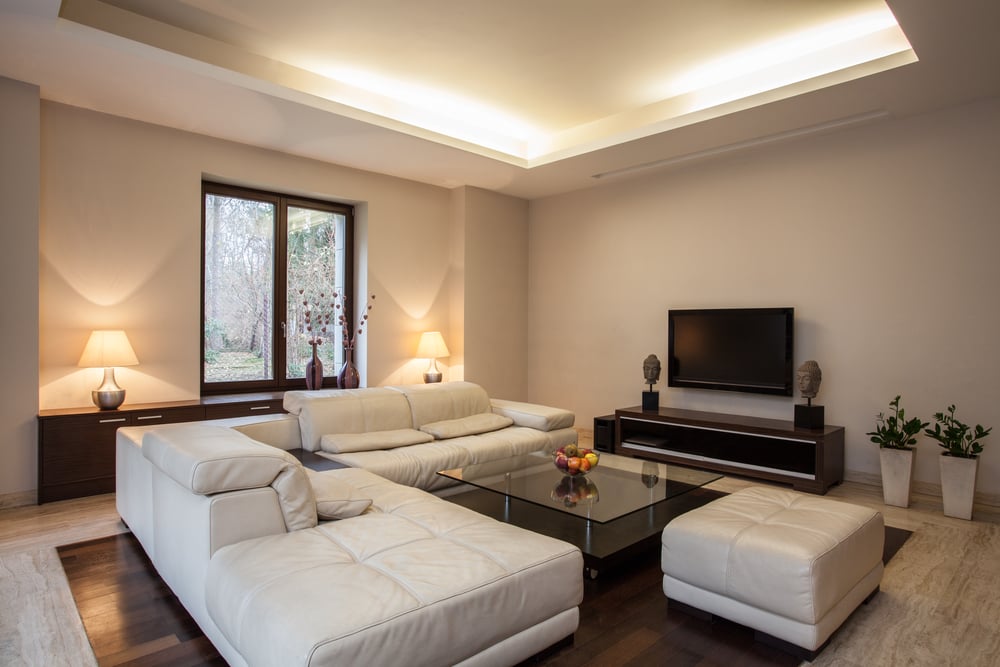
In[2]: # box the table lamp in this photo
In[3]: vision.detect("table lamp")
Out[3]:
[416,331,449,383]
[78,330,139,409]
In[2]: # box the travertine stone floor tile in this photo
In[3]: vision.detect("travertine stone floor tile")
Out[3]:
[810,521,1000,667]
[0,549,96,667]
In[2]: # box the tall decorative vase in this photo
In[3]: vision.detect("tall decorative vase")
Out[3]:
[939,455,978,520]
[879,448,914,508]
[338,348,360,389]
[305,344,323,390]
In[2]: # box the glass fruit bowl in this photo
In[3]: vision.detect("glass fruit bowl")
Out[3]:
[552,445,599,476]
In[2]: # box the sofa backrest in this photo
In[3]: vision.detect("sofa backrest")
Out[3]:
[142,423,317,532]
[388,381,492,428]
[284,387,414,452]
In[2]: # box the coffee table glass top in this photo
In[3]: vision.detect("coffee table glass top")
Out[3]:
[438,451,721,524]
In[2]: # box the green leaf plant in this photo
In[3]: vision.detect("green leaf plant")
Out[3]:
[867,395,928,450]
[924,405,993,459]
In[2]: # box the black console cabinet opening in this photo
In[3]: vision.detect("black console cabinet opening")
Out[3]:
[615,406,844,494]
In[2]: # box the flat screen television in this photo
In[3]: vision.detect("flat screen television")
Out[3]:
[668,307,794,396]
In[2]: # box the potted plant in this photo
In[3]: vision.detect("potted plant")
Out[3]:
[924,405,992,519]
[867,395,927,508]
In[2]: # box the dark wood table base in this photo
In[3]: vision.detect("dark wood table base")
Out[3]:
[445,485,725,577]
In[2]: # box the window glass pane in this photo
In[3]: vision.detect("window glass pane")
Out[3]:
[286,206,346,379]
[204,194,275,383]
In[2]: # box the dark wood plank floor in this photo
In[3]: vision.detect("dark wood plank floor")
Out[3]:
[58,531,795,667]
[57,533,226,667]
[58,527,910,667]
[522,549,800,667]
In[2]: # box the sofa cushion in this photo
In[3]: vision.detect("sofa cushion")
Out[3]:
[320,428,433,453]
[205,470,583,667]
[320,426,560,491]
[284,388,415,452]
[390,381,492,428]
[142,423,317,531]
[419,413,513,440]
[306,470,372,520]
[490,399,576,432]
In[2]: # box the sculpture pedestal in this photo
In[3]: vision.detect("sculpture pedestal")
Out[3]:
[642,391,659,412]
[794,404,824,429]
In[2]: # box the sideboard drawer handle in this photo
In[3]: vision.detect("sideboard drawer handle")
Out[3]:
[99,417,127,424]
[136,415,163,421]
[249,406,270,411]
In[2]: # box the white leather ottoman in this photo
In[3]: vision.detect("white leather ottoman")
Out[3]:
[661,486,884,659]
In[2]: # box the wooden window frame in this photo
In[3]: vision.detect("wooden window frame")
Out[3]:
[200,181,354,395]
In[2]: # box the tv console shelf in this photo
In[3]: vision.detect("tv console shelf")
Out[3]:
[614,406,844,494]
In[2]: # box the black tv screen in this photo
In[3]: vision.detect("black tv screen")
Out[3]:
[668,308,794,396]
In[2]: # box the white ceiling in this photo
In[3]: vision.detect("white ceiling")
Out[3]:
[1,0,998,199]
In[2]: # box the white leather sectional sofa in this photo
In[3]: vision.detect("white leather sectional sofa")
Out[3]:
[114,382,584,666]
[284,381,579,490]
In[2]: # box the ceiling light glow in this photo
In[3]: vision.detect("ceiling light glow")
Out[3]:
[307,63,546,154]
[293,8,912,164]
[664,9,908,98]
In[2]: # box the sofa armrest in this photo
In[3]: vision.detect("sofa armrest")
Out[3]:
[143,424,296,494]
[490,399,575,432]
[142,423,317,531]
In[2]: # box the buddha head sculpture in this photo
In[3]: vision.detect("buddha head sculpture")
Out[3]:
[643,354,661,387]
[796,360,822,400]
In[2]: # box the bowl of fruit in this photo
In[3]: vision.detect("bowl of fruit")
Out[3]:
[552,444,599,476]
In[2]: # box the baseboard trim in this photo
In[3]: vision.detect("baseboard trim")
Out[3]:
[0,489,37,509]
[845,469,1000,508]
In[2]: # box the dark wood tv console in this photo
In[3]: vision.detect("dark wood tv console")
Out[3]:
[614,406,844,494]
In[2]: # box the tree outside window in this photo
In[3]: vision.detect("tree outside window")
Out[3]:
[202,183,352,393]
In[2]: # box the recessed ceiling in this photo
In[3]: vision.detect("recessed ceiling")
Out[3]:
[1,0,998,198]
[59,0,914,165]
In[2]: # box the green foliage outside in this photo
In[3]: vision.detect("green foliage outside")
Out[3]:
[203,195,345,384]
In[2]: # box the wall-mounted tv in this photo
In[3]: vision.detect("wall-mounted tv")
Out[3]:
[668,307,794,396]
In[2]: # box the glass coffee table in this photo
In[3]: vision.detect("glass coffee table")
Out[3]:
[439,451,721,578]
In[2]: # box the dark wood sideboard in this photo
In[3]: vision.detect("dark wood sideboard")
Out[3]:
[614,405,844,494]
[37,393,286,504]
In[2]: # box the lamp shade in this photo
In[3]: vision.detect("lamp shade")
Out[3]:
[78,330,139,368]
[416,331,450,359]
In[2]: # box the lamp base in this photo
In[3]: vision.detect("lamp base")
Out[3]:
[92,389,126,410]
[92,367,126,410]
[423,358,443,383]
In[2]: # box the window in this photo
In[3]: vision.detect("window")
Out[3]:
[202,182,353,393]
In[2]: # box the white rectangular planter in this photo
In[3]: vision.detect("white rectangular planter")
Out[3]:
[879,448,914,508]
[939,455,978,520]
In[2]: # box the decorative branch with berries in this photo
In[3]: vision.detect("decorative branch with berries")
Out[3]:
[300,290,376,350]
[299,289,334,347]
[333,291,376,351]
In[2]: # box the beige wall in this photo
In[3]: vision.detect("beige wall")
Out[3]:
[13,85,999,503]
[447,187,467,381]
[1,97,535,499]
[528,97,1000,498]
[461,187,530,400]
[0,77,40,503]
[38,102,457,409]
